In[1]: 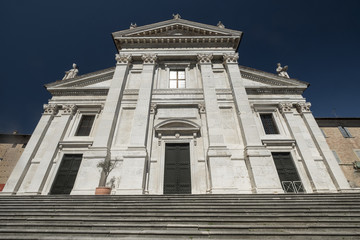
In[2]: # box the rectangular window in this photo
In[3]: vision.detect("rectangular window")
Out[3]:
[338,126,352,138]
[75,115,95,136]
[169,70,185,88]
[332,150,341,163]
[260,113,279,134]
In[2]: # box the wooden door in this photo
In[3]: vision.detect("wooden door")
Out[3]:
[164,143,191,194]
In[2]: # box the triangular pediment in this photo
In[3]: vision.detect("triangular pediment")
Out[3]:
[45,67,115,96]
[239,65,309,94]
[112,17,242,50]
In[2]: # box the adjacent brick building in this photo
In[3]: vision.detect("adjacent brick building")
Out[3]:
[316,118,360,188]
[0,133,31,191]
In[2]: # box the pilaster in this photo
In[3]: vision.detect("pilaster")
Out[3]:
[279,102,336,192]
[117,54,157,195]
[1,104,58,195]
[295,102,350,191]
[17,105,76,195]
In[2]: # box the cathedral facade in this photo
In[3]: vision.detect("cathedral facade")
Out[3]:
[2,16,350,195]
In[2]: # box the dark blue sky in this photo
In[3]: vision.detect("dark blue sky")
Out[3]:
[1,1,359,134]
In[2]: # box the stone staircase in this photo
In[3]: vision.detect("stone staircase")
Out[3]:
[0,193,359,239]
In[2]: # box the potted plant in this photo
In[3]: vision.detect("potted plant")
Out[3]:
[95,159,117,195]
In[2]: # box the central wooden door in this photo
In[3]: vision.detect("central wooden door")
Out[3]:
[50,154,82,194]
[164,143,191,194]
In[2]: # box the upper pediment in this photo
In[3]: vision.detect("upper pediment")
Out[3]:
[112,17,243,50]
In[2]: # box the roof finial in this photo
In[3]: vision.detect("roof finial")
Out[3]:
[130,23,137,29]
[172,13,181,19]
[217,21,225,28]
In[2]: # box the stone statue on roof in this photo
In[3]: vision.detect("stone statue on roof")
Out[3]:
[62,63,79,80]
[276,63,290,78]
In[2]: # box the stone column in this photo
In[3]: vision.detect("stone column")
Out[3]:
[223,53,283,193]
[72,54,132,194]
[117,54,157,194]
[18,104,76,195]
[1,104,58,195]
[279,102,336,192]
[295,102,350,191]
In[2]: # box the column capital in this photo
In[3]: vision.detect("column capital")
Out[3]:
[278,102,293,114]
[150,103,157,114]
[295,102,311,114]
[198,103,206,114]
[197,53,213,64]
[115,54,132,65]
[141,54,157,64]
[223,53,239,64]
[62,104,77,115]
[43,104,59,115]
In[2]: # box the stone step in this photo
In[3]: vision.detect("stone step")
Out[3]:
[0,194,359,239]
[0,228,358,237]
[1,208,359,214]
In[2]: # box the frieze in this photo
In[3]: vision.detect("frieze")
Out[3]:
[197,53,213,64]
[223,53,239,64]
[43,104,59,115]
[245,88,305,95]
[115,54,132,64]
[153,89,203,95]
[295,102,311,113]
[123,89,139,95]
[50,89,108,96]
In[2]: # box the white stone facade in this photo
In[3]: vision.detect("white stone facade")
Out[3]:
[2,17,351,195]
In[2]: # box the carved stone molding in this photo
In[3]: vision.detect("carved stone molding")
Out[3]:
[150,103,157,114]
[141,54,157,64]
[295,102,311,114]
[115,54,132,64]
[278,102,293,114]
[223,53,239,64]
[62,104,77,115]
[198,103,206,114]
[43,104,59,115]
[197,54,213,64]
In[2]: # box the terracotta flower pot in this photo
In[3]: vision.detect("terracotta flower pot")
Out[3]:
[95,187,111,195]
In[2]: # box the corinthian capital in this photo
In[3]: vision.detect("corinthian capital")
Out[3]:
[223,53,239,64]
[43,104,58,115]
[197,54,213,64]
[142,54,157,64]
[115,54,132,64]
[295,102,311,114]
[278,102,293,114]
[62,104,77,115]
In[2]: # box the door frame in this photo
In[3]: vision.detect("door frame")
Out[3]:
[42,148,86,195]
[158,138,196,194]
